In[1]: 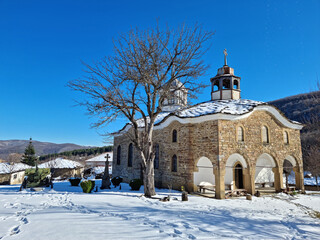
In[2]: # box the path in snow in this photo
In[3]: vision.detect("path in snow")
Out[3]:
[0,182,320,239]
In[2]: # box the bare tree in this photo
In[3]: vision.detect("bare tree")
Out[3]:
[302,80,320,189]
[68,24,213,197]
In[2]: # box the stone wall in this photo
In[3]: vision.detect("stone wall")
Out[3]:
[218,110,302,169]
[112,109,303,194]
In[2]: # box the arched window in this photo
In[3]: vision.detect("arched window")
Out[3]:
[222,79,230,89]
[116,145,121,165]
[154,144,159,169]
[262,126,269,143]
[172,129,177,142]
[283,131,289,144]
[233,80,239,89]
[237,126,244,142]
[172,155,177,172]
[213,80,220,91]
[128,143,133,167]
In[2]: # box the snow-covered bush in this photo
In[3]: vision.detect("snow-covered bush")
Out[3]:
[129,179,143,191]
[80,180,95,193]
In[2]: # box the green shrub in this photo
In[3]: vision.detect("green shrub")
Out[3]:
[129,179,143,191]
[80,180,95,193]
[25,168,51,188]
[111,176,123,187]
[69,178,81,186]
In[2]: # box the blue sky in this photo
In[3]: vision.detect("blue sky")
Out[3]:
[0,0,319,147]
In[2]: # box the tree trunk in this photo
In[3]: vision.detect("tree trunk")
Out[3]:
[316,175,319,191]
[143,159,156,197]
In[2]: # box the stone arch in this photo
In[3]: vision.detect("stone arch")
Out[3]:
[282,155,304,191]
[225,153,248,189]
[255,153,277,188]
[284,155,297,167]
[193,157,215,187]
[226,153,248,169]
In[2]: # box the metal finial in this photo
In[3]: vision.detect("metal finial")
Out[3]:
[223,49,228,66]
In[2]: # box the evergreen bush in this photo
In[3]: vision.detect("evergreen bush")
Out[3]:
[129,179,143,191]
[25,168,51,188]
[111,176,123,187]
[80,180,95,193]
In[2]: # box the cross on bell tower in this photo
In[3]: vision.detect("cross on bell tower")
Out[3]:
[210,49,241,100]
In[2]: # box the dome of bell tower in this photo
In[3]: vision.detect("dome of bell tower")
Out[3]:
[162,79,188,112]
[211,49,241,101]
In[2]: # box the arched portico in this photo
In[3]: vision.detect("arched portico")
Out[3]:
[283,155,304,191]
[213,153,254,199]
[193,157,215,191]
[255,153,277,190]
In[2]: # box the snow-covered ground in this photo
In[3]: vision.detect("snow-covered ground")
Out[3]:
[0,181,319,240]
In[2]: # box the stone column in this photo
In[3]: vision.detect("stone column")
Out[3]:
[214,167,225,199]
[272,167,284,192]
[293,166,305,191]
[243,168,255,195]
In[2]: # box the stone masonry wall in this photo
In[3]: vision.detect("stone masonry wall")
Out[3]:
[218,110,303,169]
[112,109,303,192]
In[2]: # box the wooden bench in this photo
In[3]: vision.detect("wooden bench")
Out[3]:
[225,189,247,198]
[197,184,215,194]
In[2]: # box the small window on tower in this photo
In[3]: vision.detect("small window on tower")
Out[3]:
[213,80,219,91]
[222,79,230,89]
[233,80,239,89]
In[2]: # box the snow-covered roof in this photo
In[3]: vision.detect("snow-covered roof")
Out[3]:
[0,163,31,174]
[176,99,264,118]
[38,158,84,169]
[115,99,303,134]
[86,152,113,163]
[116,99,264,132]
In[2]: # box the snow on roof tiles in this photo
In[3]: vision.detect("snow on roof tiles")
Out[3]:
[38,158,83,169]
[176,99,264,118]
[0,163,32,174]
[131,99,264,128]
[85,153,113,162]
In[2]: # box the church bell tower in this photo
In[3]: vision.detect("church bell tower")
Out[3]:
[211,49,241,100]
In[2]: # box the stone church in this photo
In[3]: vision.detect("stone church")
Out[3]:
[112,52,304,199]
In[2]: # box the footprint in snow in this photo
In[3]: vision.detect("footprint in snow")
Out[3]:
[187,234,196,239]
[174,229,182,235]
[10,226,20,235]
[19,217,29,224]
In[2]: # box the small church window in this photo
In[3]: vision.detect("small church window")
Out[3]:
[116,145,121,165]
[237,126,244,142]
[213,80,219,91]
[222,79,230,89]
[283,131,289,144]
[262,126,269,143]
[233,80,239,89]
[128,143,133,167]
[154,144,159,169]
[172,155,177,172]
[172,129,177,142]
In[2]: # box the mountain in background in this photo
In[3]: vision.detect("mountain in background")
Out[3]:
[0,140,95,161]
[268,91,320,124]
